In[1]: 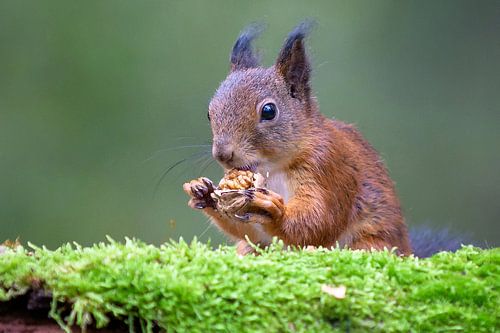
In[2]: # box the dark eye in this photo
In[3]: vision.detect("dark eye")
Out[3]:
[260,103,277,121]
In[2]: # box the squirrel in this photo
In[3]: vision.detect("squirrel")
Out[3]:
[183,21,413,256]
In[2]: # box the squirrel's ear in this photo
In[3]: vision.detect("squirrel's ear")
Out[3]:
[230,23,264,71]
[276,20,316,99]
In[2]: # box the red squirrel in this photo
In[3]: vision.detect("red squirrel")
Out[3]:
[183,22,412,256]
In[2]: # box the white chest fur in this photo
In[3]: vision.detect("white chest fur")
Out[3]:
[265,171,292,203]
[241,169,293,245]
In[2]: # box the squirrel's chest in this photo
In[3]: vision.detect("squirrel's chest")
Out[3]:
[245,170,292,245]
[266,171,292,203]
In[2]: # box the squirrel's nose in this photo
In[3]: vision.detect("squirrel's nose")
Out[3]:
[213,145,234,164]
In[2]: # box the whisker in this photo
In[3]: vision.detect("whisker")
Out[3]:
[153,150,210,196]
[153,159,189,196]
[173,136,199,141]
[199,158,216,175]
[198,217,214,239]
[197,155,214,172]
[193,152,213,165]
[143,144,212,164]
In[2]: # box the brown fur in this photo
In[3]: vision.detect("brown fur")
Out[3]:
[184,22,411,256]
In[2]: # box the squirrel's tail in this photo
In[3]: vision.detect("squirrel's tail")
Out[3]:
[409,226,471,258]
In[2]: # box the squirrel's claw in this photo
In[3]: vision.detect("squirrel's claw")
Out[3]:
[183,177,214,199]
[189,198,207,210]
[234,213,274,225]
[183,177,216,209]
[234,213,249,221]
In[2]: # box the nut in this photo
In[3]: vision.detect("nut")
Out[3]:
[211,169,267,203]
[217,169,266,190]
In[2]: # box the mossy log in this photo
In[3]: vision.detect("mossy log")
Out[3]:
[0,239,498,332]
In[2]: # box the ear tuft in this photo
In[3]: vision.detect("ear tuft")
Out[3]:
[276,20,317,99]
[230,23,265,71]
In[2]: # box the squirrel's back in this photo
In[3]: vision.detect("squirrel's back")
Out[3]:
[329,119,411,254]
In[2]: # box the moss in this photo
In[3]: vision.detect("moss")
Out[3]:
[0,238,498,332]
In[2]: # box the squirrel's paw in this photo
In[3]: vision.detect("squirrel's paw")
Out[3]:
[218,188,284,224]
[183,177,216,210]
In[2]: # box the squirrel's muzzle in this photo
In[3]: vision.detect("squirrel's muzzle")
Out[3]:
[213,142,234,166]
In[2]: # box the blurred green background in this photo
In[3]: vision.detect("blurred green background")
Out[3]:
[1,1,499,248]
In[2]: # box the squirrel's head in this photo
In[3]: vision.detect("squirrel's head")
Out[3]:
[208,21,319,172]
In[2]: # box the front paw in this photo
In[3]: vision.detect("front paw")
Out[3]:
[217,189,284,224]
[183,177,216,210]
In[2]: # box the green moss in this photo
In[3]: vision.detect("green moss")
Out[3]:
[0,238,498,332]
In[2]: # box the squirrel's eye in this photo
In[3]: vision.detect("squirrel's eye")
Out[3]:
[260,103,277,121]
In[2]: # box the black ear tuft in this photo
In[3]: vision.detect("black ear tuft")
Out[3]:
[230,23,265,71]
[276,20,317,99]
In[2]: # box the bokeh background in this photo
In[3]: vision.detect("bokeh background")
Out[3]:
[1,1,499,248]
